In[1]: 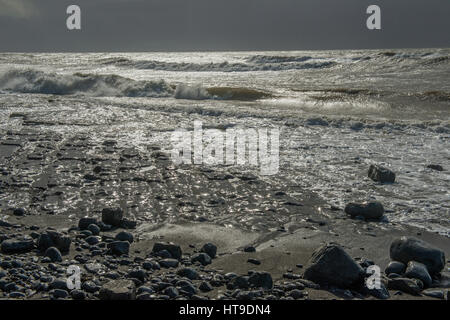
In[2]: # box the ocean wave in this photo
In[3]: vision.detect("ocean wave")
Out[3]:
[174,84,272,101]
[0,68,174,97]
[110,58,336,72]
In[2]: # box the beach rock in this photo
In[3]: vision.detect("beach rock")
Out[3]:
[127,269,147,282]
[177,267,199,280]
[87,224,100,235]
[385,261,406,275]
[37,231,71,253]
[244,246,256,253]
[99,279,136,300]
[78,218,98,230]
[101,208,123,227]
[50,289,69,299]
[71,289,86,300]
[227,276,250,290]
[119,219,137,229]
[115,231,134,243]
[422,289,447,300]
[1,239,34,254]
[201,243,217,258]
[248,271,273,290]
[107,241,130,256]
[387,277,423,295]
[13,208,26,216]
[45,247,62,262]
[404,261,432,288]
[191,253,212,266]
[368,164,396,183]
[427,164,444,171]
[390,237,445,275]
[344,201,384,220]
[159,259,179,268]
[199,281,213,292]
[155,249,172,258]
[303,243,365,288]
[152,242,182,260]
[85,236,100,246]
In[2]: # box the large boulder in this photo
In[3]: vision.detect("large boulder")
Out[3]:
[368,164,396,183]
[344,201,384,220]
[390,237,445,275]
[78,218,98,230]
[99,279,136,300]
[248,271,273,290]
[1,239,34,254]
[101,208,123,227]
[303,243,365,288]
[152,242,182,260]
[37,231,71,253]
[404,261,432,288]
[107,241,130,256]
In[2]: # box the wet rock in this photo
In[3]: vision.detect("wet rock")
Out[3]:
[248,272,273,290]
[390,237,445,275]
[87,224,100,236]
[50,289,69,299]
[385,261,406,275]
[1,239,34,254]
[191,253,211,266]
[37,231,71,253]
[199,281,213,292]
[288,289,305,299]
[101,208,123,227]
[78,218,98,230]
[177,267,199,280]
[107,241,130,256]
[163,286,179,298]
[159,259,179,268]
[115,231,134,243]
[99,279,136,300]
[368,164,396,183]
[13,208,26,216]
[303,243,365,288]
[387,277,423,295]
[155,249,172,259]
[364,282,390,300]
[127,269,147,283]
[344,201,384,220]
[82,281,100,293]
[248,258,261,265]
[422,289,447,300]
[200,243,217,259]
[85,236,101,246]
[71,289,86,300]
[44,247,62,262]
[244,246,256,253]
[120,219,137,229]
[152,242,182,260]
[427,164,444,171]
[227,276,250,290]
[404,261,432,288]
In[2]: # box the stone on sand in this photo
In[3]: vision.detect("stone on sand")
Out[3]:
[344,201,384,220]
[99,279,136,300]
[368,164,396,183]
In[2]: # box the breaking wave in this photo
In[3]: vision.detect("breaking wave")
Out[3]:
[0,68,174,97]
[174,84,272,101]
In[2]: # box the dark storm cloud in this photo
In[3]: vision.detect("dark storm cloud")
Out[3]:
[0,0,449,51]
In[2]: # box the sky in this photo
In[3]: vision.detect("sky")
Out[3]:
[0,0,449,51]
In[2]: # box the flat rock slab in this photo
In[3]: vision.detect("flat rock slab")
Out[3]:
[99,280,136,300]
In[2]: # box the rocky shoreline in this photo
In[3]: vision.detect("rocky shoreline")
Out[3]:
[0,97,449,300]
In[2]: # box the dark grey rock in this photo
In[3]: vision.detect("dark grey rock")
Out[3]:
[422,289,446,300]
[115,231,134,243]
[303,243,365,288]
[227,276,250,290]
[87,224,100,235]
[1,239,34,254]
[159,259,179,268]
[78,218,98,230]
[37,231,71,253]
[82,281,100,293]
[289,289,305,299]
[248,258,261,265]
[368,164,396,183]
[387,277,423,295]
[85,236,101,246]
[155,249,172,259]
[163,286,179,298]
[120,219,137,229]
[191,252,211,266]
[427,164,444,171]
[152,242,182,260]
[244,246,256,252]
[71,289,86,300]
[390,237,445,275]
[50,289,69,299]
[127,269,147,282]
[177,267,199,280]
[248,272,273,290]
[45,247,62,262]
[107,241,130,256]
[385,261,406,275]
[199,281,213,292]
[99,279,136,300]
[364,282,390,300]
[200,243,217,259]
[101,208,123,227]
[405,261,432,288]
[13,208,26,216]
[344,201,384,220]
